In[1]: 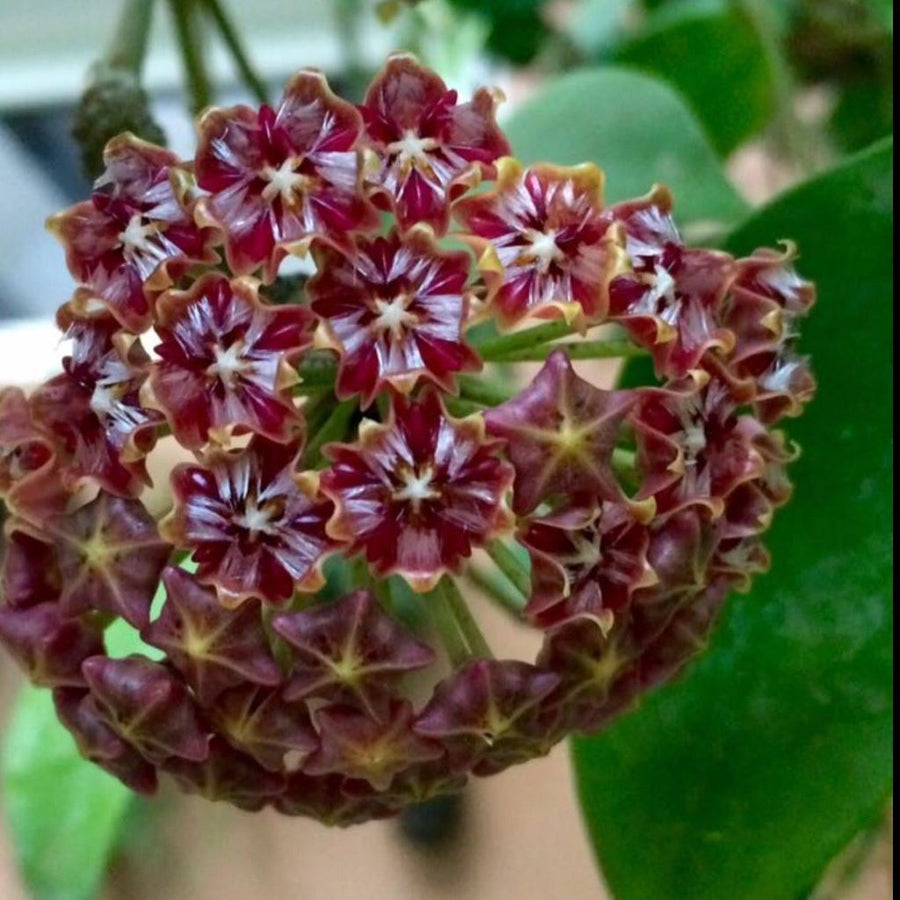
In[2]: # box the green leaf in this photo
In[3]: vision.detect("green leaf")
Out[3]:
[2,690,134,900]
[503,67,747,230]
[610,0,776,156]
[572,138,893,900]
[1,581,166,900]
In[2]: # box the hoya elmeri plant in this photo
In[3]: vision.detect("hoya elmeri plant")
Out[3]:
[0,54,815,824]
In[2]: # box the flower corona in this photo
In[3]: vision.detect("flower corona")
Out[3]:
[0,54,815,824]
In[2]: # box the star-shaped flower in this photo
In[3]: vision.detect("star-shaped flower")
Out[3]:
[521,502,656,627]
[0,388,69,526]
[712,243,816,423]
[30,307,161,496]
[631,376,765,518]
[536,618,641,734]
[163,736,284,811]
[0,603,104,687]
[607,187,736,377]
[414,659,560,775]
[54,688,159,794]
[161,437,337,606]
[142,567,282,703]
[209,686,318,772]
[82,654,210,763]
[147,274,313,448]
[308,228,480,406]
[47,491,172,629]
[360,53,509,233]
[455,158,626,328]
[304,699,443,790]
[484,350,635,515]
[273,589,435,716]
[47,135,218,330]
[320,392,513,591]
[194,70,378,279]
[0,528,61,610]
[275,772,396,825]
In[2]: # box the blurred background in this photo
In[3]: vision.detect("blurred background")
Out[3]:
[0,1,892,898]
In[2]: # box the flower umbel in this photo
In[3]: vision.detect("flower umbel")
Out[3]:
[0,53,815,824]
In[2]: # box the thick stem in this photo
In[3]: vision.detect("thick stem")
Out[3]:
[427,580,470,668]
[302,399,357,467]
[466,564,527,617]
[492,338,647,363]
[442,395,485,419]
[441,578,493,659]
[168,0,212,115]
[485,540,531,598]
[296,352,338,392]
[104,0,156,74]
[456,374,515,408]
[198,0,269,104]
[471,321,571,360]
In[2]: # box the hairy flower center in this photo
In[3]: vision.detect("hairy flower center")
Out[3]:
[372,294,418,338]
[678,409,708,466]
[387,130,440,174]
[641,264,679,321]
[118,214,162,261]
[89,382,123,419]
[233,496,283,540]
[207,341,251,386]
[522,228,565,273]
[394,465,441,510]
[570,532,603,572]
[261,157,312,206]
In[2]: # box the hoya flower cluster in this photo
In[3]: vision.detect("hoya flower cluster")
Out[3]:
[0,55,814,824]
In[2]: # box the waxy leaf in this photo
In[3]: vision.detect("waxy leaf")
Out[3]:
[572,139,893,899]
[503,67,748,229]
[610,0,775,157]
[1,579,166,900]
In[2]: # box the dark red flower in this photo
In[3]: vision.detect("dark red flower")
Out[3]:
[142,567,282,703]
[304,699,443,790]
[273,589,435,717]
[163,736,284,811]
[0,528,61,610]
[30,307,161,496]
[82,654,210,763]
[631,375,765,518]
[47,135,217,330]
[320,393,513,591]
[638,580,729,689]
[711,243,817,422]
[607,187,735,377]
[0,603,104,687]
[275,772,396,825]
[415,659,559,774]
[54,688,159,794]
[456,159,626,328]
[484,350,637,515]
[360,53,509,233]
[46,491,171,629]
[308,229,480,406]
[147,274,313,448]
[521,502,656,627]
[194,70,378,279]
[0,388,68,526]
[162,437,337,606]
[209,686,318,772]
